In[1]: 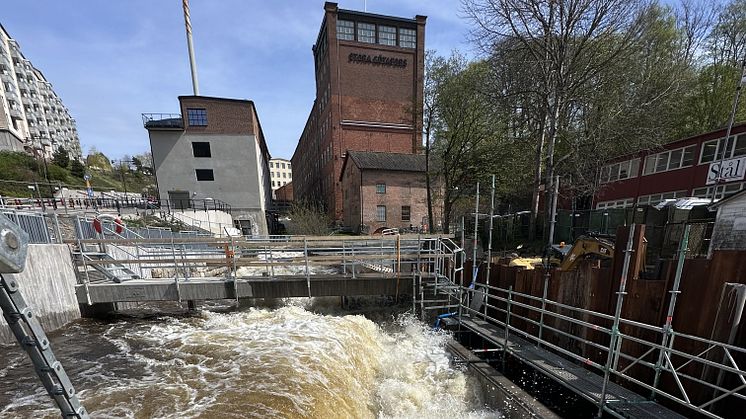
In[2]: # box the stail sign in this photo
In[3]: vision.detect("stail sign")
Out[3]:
[706,156,746,185]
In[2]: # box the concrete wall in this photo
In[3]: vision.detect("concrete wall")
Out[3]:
[171,210,234,235]
[1,244,80,345]
[711,193,746,252]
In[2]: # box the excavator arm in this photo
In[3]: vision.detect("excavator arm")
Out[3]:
[558,236,615,271]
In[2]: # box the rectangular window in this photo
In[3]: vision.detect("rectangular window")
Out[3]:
[399,28,416,48]
[272,180,275,187]
[378,25,397,46]
[401,206,411,222]
[336,20,355,41]
[186,108,207,126]
[358,23,376,43]
[191,142,211,158]
[735,134,746,157]
[282,172,287,178]
[195,169,214,181]
[655,152,670,172]
[376,205,386,222]
[376,183,386,194]
[701,140,718,163]
[281,163,286,169]
[269,162,274,168]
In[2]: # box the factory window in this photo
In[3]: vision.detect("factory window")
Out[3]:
[399,28,416,48]
[401,206,411,222]
[269,162,274,168]
[281,163,286,169]
[376,183,386,194]
[191,142,211,158]
[337,20,355,40]
[358,23,376,43]
[195,169,214,181]
[379,26,397,46]
[643,145,696,175]
[700,134,746,164]
[186,108,207,126]
[376,205,387,222]
[600,158,640,184]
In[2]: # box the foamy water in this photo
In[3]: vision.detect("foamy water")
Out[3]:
[0,302,500,418]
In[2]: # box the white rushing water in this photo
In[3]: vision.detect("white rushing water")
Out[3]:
[0,301,501,419]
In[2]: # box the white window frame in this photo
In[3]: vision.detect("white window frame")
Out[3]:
[376,205,386,222]
[600,158,640,184]
[643,145,696,176]
[357,22,376,44]
[336,20,354,41]
[399,28,416,48]
[378,25,397,46]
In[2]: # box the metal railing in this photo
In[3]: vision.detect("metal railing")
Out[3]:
[1,208,60,244]
[429,224,745,419]
[67,234,457,303]
[141,113,183,129]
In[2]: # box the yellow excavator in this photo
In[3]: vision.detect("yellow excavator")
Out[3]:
[553,235,616,271]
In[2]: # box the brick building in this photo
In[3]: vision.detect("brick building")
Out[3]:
[275,182,293,202]
[595,123,746,209]
[291,2,426,221]
[144,96,272,235]
[340,151,430,233]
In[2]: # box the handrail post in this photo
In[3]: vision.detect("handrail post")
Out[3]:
[651,224,690,398]
[597,224,636,418]
[503,285,513,373]
[485,175,495,321]
[171,236,181,302]
[304,237,311,297]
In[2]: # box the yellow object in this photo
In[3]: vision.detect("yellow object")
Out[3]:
[508,257,544,270]
[558,236,615,271]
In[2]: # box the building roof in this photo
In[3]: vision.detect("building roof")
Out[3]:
[709,188,746,210]
[340,151,426,180]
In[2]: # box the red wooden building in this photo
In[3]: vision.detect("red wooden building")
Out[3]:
[594,123,746,209]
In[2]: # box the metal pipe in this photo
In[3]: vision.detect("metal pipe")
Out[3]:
[485,175,495,321]
[711,60,746,204]
[652,224,690,397]
[471,182,480,287]
[597,224,636,417]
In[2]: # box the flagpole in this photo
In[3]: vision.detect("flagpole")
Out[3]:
[711,60,746,204]
[183,0,200,96]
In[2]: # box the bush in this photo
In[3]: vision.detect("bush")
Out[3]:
[70,159,86,178]
[285,202,332,236]
[52,145,70,168]
[47,164,68,182]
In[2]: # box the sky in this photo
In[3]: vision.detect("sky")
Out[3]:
[1,1,473,160]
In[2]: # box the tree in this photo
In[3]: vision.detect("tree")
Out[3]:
[70,159,86,178]
[429,55,513,232]
[464,0,652,238]
[132,156,143,171]
[51,145,69,168]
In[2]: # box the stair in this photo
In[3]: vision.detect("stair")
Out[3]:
[72,244,140,284]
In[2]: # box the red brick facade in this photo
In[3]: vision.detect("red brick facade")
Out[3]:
[341,159,429,233]
[275,182,294,202]
[291,2,426,221]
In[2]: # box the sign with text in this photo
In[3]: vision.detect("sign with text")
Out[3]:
[348,53,407,68]
[706,156,746,185]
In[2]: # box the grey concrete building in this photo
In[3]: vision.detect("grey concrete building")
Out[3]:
[144,96,272,235]
[0,24,82,160]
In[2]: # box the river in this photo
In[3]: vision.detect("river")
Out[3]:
[0,299,501,418]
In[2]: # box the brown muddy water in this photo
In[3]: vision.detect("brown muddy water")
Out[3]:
[0,299,502,418]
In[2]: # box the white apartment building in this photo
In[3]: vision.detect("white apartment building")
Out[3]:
[269,157,292,195]
[0,24,82,160]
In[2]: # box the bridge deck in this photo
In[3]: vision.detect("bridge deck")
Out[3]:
[459,316,686,419]
[76,274,415,303]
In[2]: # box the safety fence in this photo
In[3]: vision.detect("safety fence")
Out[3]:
[427,224,745,418]
[0,208,60,244]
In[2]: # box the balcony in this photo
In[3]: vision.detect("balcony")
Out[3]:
[142,113,183,129]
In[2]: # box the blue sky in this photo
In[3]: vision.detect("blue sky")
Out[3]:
[2,1,472,160]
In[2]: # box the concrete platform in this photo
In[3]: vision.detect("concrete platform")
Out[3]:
[76,274,414,303]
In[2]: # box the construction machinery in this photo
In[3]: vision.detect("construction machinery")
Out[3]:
[553,235,616,271]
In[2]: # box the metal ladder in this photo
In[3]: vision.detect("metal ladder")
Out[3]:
[0,213,89,418]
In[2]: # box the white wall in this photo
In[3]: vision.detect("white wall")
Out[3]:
[171,210,234,235]
[710,193,746,254]
[1,244,80,345]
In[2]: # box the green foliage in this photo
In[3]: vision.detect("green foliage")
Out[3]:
[285,202,331,235]
[47,164,68,182]
[70,160,86,178]
[0,151,38,181]
[51,145,70,168]
[85,151,111,171]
